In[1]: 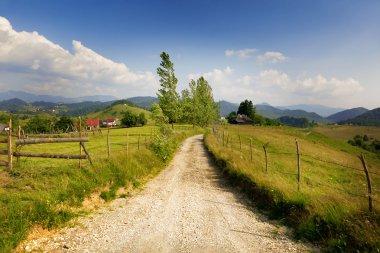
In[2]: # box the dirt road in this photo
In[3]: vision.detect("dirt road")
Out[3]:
[23,135,313,252]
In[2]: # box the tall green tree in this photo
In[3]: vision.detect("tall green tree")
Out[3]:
[190,77,219,127]
[179,89,194,124]
[156,52,179,127]
[237,99,255,119]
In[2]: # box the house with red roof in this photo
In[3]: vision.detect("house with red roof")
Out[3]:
[102,118,119,127]
[86,119,100,130]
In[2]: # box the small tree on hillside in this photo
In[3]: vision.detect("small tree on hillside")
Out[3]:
[156,52,179,127]
[137,112,147,126]
[122,110,137,127]
[55,116,73,132]
[151,102,168,126]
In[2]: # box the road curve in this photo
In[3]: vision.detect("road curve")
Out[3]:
[23,135,312,252]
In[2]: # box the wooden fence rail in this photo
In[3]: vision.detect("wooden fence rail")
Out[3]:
[13,152,88,159]
[16,138,89,145]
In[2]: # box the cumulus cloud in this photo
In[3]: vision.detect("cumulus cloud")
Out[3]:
[0,16,158,97]
[257,51,287,63]
[188,66,233,84]
[255,69,363,96]
[225,48,257,59]
[188,65,363,105]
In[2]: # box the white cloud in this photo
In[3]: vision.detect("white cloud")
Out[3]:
[0,16,158,97]
[257,51,287,63]
[188,65,363,106]
[296,75,363,96]
[188,66,233,84]
[225,48,257,59]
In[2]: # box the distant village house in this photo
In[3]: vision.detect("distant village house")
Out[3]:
[86,119,100,130]
[234,114,252,124]
[102,118,120,127]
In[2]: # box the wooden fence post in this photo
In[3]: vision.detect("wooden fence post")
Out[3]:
[17,125,21,164]
[7,119,13,171]
[250,138,253,162]
[263,143,268,174]
[79,117,83,169]
[359,153,373,212]
[107,129,110,159]
[138,134,140,150]
[239,135,242,158]
[296,139,301,192]
[126,132,129,156]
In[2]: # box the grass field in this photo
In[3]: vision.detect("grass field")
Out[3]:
[205,124,380,251]
[314,125,380,142]
[0,124,200,252]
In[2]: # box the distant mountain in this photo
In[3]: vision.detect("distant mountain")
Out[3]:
[0,98,29,112]
[339,108,380,126]
[0,98,112,116]
[126,96,158,109]
[256,104,327,123]
[0,90,118,103]
[219,100,239,117]
[327,107,368,123]
[277,104,345,117]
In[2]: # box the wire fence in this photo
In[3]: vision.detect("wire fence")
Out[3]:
[211,127,380,211]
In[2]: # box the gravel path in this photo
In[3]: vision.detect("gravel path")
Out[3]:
[23,135,314,252]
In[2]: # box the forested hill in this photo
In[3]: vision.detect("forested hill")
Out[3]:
[339,108,380,126]
[327,107,368,123]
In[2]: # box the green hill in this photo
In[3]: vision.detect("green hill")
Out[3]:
[255,104,327,123]
[86,103,152,124]
[327,107,368,122]
[340,108,380,126]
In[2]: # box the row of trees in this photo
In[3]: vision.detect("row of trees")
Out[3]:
[155,52,219,127]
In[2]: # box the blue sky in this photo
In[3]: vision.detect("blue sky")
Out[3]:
[0,0,379,108]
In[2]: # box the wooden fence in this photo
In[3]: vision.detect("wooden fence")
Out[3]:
[0,119,92,171]
[0,119,12,170]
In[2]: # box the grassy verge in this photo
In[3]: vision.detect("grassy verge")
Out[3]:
[205,125,380,252]
[0,125,202,252]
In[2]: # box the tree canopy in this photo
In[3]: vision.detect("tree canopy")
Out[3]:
[237,99,255,119]
[156,52,179,125]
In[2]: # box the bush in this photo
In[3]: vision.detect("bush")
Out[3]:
[122,110,138,127]
[122,111,147,127]
[150,134,172,162]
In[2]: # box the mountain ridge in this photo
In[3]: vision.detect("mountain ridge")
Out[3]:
[0,90,118,103]
[327,107,368,123]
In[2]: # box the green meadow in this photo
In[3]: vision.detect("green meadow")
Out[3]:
[0,125,201,252]
[205,124,380,251]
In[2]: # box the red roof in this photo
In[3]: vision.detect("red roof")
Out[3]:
[86,119,100,126]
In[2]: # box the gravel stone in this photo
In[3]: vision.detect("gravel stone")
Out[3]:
[23,135,317,252]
